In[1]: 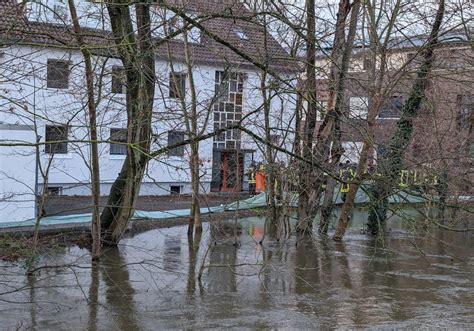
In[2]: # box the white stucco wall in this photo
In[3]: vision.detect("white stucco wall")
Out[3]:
[0,42,296,196]
[0,125,36,223]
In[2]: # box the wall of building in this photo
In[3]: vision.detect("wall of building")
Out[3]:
[0,42,296,196]
[0,125,36,223]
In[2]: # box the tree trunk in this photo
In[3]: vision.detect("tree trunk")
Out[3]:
[333,0,401,240]
[67,0,101,259]
[101,2,155,245]
[314,0,360,235]
[366,0,445,236]
[296,0,317,234]
[182,25,202,236]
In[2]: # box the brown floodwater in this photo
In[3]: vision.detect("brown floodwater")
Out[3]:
[1,209,473,329]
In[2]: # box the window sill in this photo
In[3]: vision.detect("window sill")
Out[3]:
[109,154,127,160]
[166,156,185,160]
[43,153,72,159]
[46,87,69,91]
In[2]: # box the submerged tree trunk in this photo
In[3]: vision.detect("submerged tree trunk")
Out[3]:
[315,0,356,235]
[100,2,155,245]
[67,0,101,259]
[366,0,445,236]
[183,26,202,236]
[296,0,317,234]
[333,0,401,240]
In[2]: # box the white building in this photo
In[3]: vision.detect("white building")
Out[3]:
[0,0,296,222]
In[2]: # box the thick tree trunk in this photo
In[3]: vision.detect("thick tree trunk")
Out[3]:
[315,0,360,235]
[333,0,401,240]
[296,0,317,234]
[101,2,155,245]
[318,138,343,235]
[366,0,445,235]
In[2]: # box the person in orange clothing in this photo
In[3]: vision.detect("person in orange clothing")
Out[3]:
[255,163,266,193]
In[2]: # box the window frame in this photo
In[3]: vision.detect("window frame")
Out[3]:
[378,95,403,120]
[47,59,71,89]
[167,130,186,157]
[109,128,128,156]
[111,66,126,94]
[348,96,369,119]
[169,72,187,99]
[45,125,69,154]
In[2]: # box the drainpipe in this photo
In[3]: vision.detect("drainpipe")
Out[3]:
[34,135,41,219]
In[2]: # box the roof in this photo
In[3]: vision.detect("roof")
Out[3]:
[0,0,295,72]
[315,28,472,57]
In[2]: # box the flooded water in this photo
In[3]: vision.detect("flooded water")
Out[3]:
[1,211,473,329]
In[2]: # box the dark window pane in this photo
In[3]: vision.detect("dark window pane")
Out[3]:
[168,130,185,156]
[169,73,186,99]
[269,134,281,145]
[457,95,473,130]
[236,93,243,105]
[111,66,126,94]
[230,80,237,92]
[45,125,68,154]
[170,185,182,195]
[110,128,127,155]
[225,103,234,112]
[380,96,403,119]
[47,59,70,89]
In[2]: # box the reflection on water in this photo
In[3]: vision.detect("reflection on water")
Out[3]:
[1,211,473,329]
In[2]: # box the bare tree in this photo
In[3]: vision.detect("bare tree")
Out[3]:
[100,1,156,245]
[67,0,101,259]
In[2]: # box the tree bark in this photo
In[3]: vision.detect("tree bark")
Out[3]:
[67,0,101,260]
[316,0,355,235]
[296,0,317,234]
[333,0,402,240]
[181,26,202,236]
[365,0,446,236]
[100,1,155,245]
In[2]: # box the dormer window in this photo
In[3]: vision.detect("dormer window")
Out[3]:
[235,29,249,41]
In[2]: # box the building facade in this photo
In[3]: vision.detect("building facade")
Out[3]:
[0,0,296,223]
[312,31,473,193]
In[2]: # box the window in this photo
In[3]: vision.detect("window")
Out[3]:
[269,134,281,145]
[47,59,70,89]
[167,130,185,157]
[317,100,328,121]
[170,185,182,195]
[235,28,249,41]
[213,71,245,149]
[166,17,178,35]
[46,186,63,196]
[342,141,363,164]
[169,72,186,99]
[109,128,127,155]
[111,66,126,94]
[53,4,68,21]
[45,125,68,154]
[380,96,403,119]
[457,95,473,130]
[363,57,370,71]
[349,96,368,119]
